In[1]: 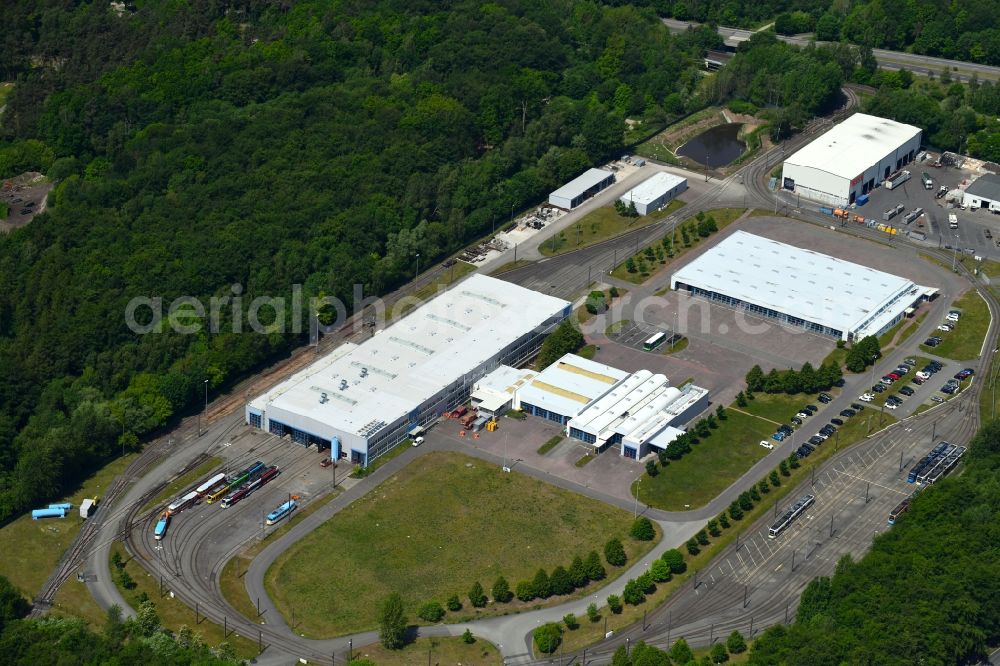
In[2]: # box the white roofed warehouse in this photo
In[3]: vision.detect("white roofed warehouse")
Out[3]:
[245,275,570,467]
[670,231,935,342]
[781,113,922,206]
[549,168,615,209]
[619,172,688,215]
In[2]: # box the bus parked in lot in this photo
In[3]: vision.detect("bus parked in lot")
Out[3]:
[643,331,666,351]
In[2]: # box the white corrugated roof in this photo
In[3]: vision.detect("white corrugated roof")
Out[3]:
[671,231,922,336]
[248,274,569,440]
[517,354,628,419]
[783,113,921,181]
[550,168,614,201]
[620,172,686,205]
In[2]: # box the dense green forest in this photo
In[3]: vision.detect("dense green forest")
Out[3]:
[639,0,1000,64]
[0,1,726,524]
[0,573,241,665]
[748,419,1000,665]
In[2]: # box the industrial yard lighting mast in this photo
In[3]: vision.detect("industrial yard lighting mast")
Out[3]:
[414,252,420,283]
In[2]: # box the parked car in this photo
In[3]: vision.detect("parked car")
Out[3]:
[808,435,825,446]
[903,357,917,366]
[938,323,953,331]
[912,376,925,385]
[791,416,802,425]
[319,457,333,468]
[955,369,974,380]
[872,384,887,393]
[885,401,899,410]
[772,431,787,442]
[924,338,940,347]
[931,396,945,403]
[850,403,865,411]
[859,393,874,402]
[818,394,832,404]
[820,425,836,436]
[778,424,793,435]
[813,432,828,441]
[830,418,844,426]
[412,436,425,446]
[795,411,810,419]
[759,440,774,450]
[894,366,910,375]
[899,386,915,396]
[805,404,818,413]
[916,371,931,380]
[840,409,855,417]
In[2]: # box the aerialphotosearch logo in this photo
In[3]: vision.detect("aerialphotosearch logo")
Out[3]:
[125,284,408,339]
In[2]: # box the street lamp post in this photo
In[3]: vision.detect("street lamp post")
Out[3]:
[414,253,420,283]
[633,474,641,519]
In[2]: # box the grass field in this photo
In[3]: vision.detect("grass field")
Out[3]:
[539,200,685,257]
[351,636,501,665]
[265,453,656,637]
[140,457,223,513]
[636,407,776,510]
[0,453,137,602]
[537,436,563,455]
[610,208,745,284]
[109,542,258,658]
[740,392,818,424]
[919,290,990,360]
[635,108,725,162]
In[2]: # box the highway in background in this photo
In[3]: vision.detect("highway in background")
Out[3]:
[662,18,1000,82]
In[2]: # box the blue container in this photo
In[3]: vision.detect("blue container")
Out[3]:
[819,207,834,215]
[857,194,869,206]
[48,503,72,511]
[32,508,66,520]
[331,436,341,461]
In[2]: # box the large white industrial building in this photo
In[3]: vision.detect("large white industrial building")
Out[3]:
[246,275,570,466]
[476,354,709,460]
[620,171,688,215]
[670,231,935,342]
[781,113,922,206]
[549,168,615,209]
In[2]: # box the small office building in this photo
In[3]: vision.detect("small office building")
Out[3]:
[549,168,616,210]
[515,354,629,425]
[619,172,688,215]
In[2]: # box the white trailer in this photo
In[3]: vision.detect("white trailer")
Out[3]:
[885,170,911,190]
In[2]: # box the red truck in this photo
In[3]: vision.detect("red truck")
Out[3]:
[462,412,477,429]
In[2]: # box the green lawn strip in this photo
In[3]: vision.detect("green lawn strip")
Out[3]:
[140,457,224,514]
[662,337,688,354]
[558,409,898,654]
[109,542,258,658]
[611,208,746,285]
[0,453,137,602]
[490,259,533,275]
[537,436,563,456]
[606,320,631,336]
[636,409,774,510]
[893,311,927,349]
[577,344,597,360]
[351,440,410,478]
[51,575,108,627]
[918,290,990,361]
[265,453,657,638]
[219,493,337,622]
[822,345,849,369]
[410,261,476,301]
[352,635,502,665]
[575,453,595,467]
[739,392,818,426]
[539,201,685,258]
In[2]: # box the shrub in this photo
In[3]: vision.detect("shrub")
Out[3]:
[718,512,730,529]
[563,613,578,630]
[711,642,729,663]
[636,572,655,593]
[750,486,761,502]
[469,581,487,608]
[622,578,645,605]
[515,581,535,602]
[758,479,770,495]
[607,594,623,614]
[726,630,747,654]
[585,550,607,581]
[788,452,800,469]
[532,568,552,599]
[729,503,744,520]
[686,538,700,555]
[779,460,790,477]
[707,518,720,537]
[630,516,656,541]
[662,548,686,574]
[534,623,563,654]
[671,638,694,664]
[417,601,445,622]
[604,538,627,566]
[550,566,574,596]
[446,595,462,611]
[738,491,754,511]
[771,469,782,486]
[645,459,659,477]
[696,529,709,546]
[650,558,672,583]
[492,576,512,603]
[587,603,600,622]
[462,628,475,644]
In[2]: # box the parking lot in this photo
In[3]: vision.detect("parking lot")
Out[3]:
[608,321,683,352]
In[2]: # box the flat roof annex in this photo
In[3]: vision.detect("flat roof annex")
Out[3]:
[784,113,921,181]
[248,274,569,440]
[550,168,614,201]
[621,171,686,205]
[671,230,919,335]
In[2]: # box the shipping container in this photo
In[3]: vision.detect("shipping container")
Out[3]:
[819,207,834,215]
[32,508,66,520]
[856,194,869,206]
[885,170,910,190]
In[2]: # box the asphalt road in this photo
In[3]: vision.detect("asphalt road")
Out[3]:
[60,84,1000,665]
[662,18,1000,82]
